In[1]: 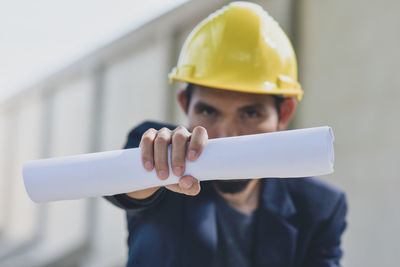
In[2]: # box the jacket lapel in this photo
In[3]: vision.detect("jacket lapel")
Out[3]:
[253,179,298,267]
[182,179,298,267]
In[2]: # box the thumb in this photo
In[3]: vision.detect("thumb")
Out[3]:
[165,176,200,196]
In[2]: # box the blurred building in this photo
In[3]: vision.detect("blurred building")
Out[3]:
[0,0,399,266]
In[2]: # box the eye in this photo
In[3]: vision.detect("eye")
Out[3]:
[243,109,260,118]
[200,107,216,117]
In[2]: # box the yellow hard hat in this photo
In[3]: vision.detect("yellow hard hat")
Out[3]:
[168,1,303,101]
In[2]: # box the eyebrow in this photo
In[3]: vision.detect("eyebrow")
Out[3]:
[237,103,266,112]
[193,101,266,113]
[193,101,220,112]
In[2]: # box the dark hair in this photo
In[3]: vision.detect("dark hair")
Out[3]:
[185,83,283,116]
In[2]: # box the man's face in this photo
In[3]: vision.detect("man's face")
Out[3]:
[186,86,281,138]
[179,85,296,194]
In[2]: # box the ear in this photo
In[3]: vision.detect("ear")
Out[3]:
[177,89,188,114]
[278,98,297,130]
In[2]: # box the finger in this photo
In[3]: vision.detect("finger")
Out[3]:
[171,126,190,176]
[140,128,157,171]
[154,127,172,180]
[179,176,201,196]
[187,126,208,161]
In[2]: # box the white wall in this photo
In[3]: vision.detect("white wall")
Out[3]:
[101,40,170,151]
[0,109,7,232]
[0,95,43,262]
[37,76,95,263]
[296,0,400,266]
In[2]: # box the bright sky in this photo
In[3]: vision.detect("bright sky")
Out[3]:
[0,0,188,102]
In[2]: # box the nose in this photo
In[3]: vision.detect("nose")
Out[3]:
[215,121,240,138]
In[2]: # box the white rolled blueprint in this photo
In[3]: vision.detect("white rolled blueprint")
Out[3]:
[23,126,334,203]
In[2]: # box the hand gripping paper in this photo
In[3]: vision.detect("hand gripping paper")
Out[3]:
[23,126,334,203]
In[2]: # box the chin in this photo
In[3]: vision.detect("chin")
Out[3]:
[212,179,252,194]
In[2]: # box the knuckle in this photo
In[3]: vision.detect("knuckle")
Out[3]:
[193,126,208,141]
[144,128,156,134]
[175,125,186,131]
[155,135,170,145]
[172,132,187,143]
[141,129,156,144]
[190,127,208,149]
[141,135,154,145]
[194,126,207,134]
[159,127,171,134]
[171,155,185,166]
[155,128,172,144]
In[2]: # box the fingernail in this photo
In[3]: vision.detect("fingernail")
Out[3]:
[182,180,193,189]
[144,161,153,170]
[173,167,183,176]
[188,150,196,161]
[158,170,168,179]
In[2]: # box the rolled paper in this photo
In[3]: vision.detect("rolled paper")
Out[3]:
[23,126,334,203]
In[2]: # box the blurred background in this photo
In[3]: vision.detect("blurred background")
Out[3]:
[0,0,399,266]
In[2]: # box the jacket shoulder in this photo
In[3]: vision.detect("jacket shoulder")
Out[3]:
[125,121,178,149]
[285,177,346,220]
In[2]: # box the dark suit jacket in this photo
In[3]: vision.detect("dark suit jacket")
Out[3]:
[105,121,347,267]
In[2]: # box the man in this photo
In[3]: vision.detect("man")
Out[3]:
[106,2,347,267]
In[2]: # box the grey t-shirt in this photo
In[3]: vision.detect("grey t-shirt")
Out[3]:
[214,195,257,267]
